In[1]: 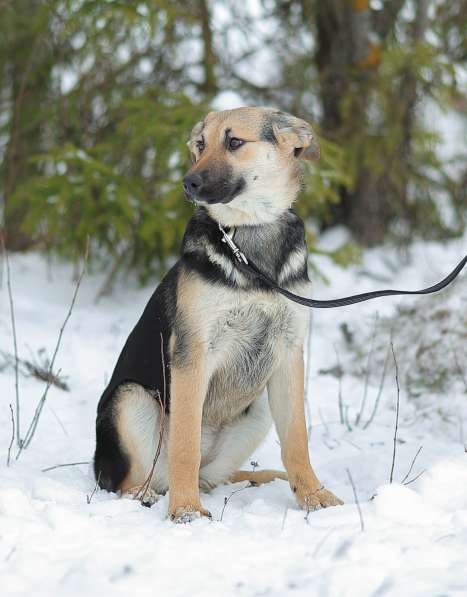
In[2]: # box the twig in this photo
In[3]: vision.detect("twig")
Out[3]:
[135,333,166,505]
[346,468,364,532]
[17,238,89,458]
[219,483,252,522]
[47,404,69,437]
[87,471,101,504]
[356,312,379,426]
[7,404,14,466]
[304,312,314,435]
[343,405,353,432]
[42,461,90,473]
[363,339,391,430]
[281,504,289,531]
[1,232,21,447]
[0,350,69,391]
[389,342,400,484]
[135,392,165,504]
[400,446,422,485]
[403,469,426,486]
[333,344,345,425]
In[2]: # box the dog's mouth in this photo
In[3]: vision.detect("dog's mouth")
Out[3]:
[183,177,246,206]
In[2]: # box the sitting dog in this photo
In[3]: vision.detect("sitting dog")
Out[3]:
[94,106,343,522]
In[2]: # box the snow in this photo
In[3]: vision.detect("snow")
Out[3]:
[1,231,466,596]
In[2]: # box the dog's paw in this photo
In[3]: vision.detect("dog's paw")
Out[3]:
[123,486,160,508]
[298,486,344,512]
[199,475,224,492]
[169,503,212,524]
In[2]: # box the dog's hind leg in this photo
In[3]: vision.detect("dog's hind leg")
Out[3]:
[230,469,288,486]
[199,394,272,491]
[95,382,169,498]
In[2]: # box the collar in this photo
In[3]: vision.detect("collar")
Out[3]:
[218,222,249,265]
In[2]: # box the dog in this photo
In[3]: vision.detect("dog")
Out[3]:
[94,106,343,522]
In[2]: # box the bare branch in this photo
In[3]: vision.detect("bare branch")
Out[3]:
[7,404,15,466]
[42,461,90,473]
[304,312,314,436]
[0,349,69,391]
[346,468,364,532]
[356,312,379,426]
[281,504,289,531]
[363,337,391,429]
[135,332,166,505]
[400,445,422,485]
[333,344,345,425]
[389,342,401,484]
[16,238,89,458]
[1,232,21,447]
[219,483,253,522]
[403,469,426,486]
[86,471,101,504]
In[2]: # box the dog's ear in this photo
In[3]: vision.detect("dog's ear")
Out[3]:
[186,120,205,158]
[272,111,320,161]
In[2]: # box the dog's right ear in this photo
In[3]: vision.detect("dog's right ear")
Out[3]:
[271,111,320,161]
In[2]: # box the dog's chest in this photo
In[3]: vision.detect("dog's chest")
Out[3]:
[200,288,308,424]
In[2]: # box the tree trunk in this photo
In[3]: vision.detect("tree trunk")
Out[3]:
[314,0,421,245]
[2,1,51,251]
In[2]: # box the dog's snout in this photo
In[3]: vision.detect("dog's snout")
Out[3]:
[183,172,203,195]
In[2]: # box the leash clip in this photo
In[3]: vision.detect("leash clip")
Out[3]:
[218,223,249,265]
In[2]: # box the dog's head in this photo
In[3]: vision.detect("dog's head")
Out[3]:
[183,107,319,226]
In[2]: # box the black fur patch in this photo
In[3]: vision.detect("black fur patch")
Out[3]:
[260,118,277,144]
[183,207,308,290]
[94,405,129,492]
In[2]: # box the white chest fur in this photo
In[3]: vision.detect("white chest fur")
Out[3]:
[196,282,311,425]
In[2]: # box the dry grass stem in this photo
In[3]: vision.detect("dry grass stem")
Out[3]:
[389,342,401,484]
[16,238,89,459]
[7,404,15,466]
[356,312,379,426]
[42,461,90,473]
[1,232,21,447]
[346,468,364,532]
[135,332,166,505]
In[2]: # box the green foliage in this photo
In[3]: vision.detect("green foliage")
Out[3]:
[1,0,210,278]
[1,0,465,280]
[12,92,207,279]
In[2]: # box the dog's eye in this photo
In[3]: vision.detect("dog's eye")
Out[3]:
[196,138,205,153]
[229,137,245,151]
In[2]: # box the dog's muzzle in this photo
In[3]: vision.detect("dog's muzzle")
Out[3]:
[183,170,245,205]
[183,173,203,201]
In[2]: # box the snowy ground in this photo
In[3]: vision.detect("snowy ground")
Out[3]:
[1,231,466,597]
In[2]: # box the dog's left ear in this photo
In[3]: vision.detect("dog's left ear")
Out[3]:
[186,120,205,158]
[272,112,320,161]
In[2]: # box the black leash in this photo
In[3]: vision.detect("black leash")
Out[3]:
[218,224,467,309]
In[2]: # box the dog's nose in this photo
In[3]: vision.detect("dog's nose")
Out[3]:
[183,173,203,195]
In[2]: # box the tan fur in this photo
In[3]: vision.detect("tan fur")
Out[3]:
[187,108,313,227]
[167,271,211,520]
[230,470,288,485]
[267,347,344,511]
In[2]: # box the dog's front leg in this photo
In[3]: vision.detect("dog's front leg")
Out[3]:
[168,356,211,523]
[267,347,343,512]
